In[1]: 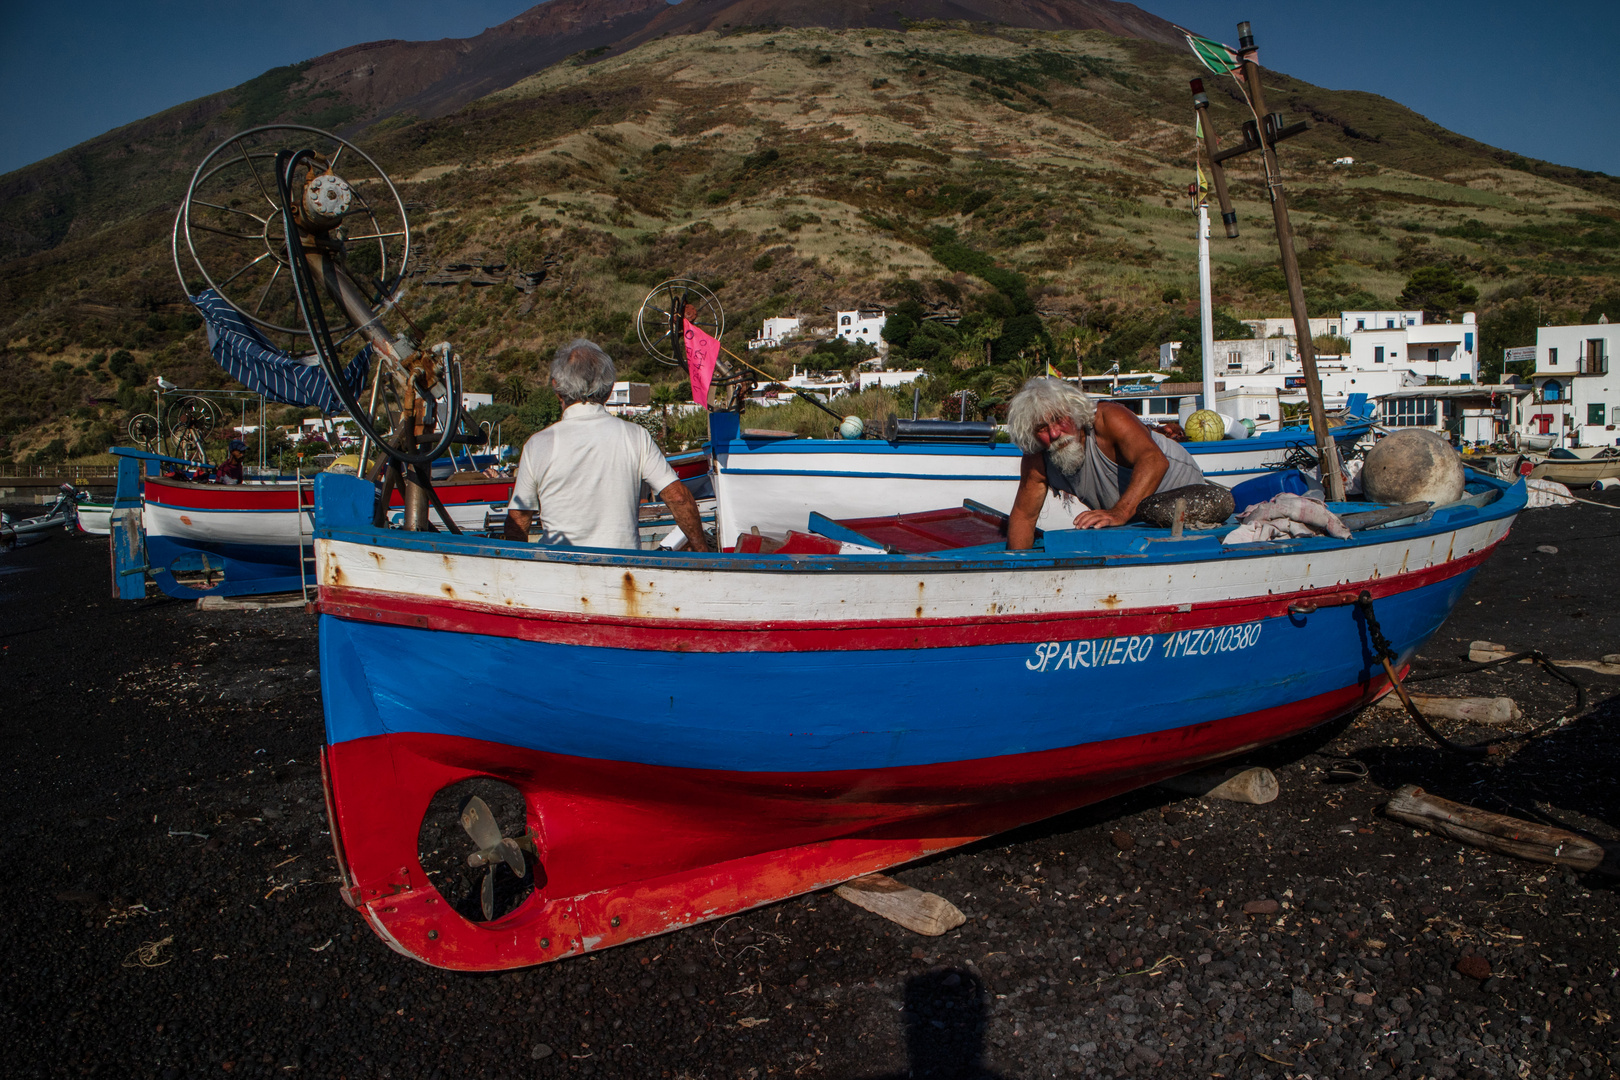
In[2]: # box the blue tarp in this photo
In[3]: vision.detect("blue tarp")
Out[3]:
[190,289,369,414]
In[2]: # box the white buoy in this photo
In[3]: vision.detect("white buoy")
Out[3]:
[839,415,864,440]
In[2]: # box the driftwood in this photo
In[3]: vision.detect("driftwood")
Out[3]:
[834,873,966,936]
[1469,641,1620,677]
[1158,766,1278,805]
[1383,784,1605,871]
[1374,693,1522,726]
[197,594,306,611]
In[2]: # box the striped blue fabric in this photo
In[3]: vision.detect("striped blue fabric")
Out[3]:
[190,289,369,413]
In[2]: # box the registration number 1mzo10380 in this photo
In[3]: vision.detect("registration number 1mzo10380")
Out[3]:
[1024,622,1264,673]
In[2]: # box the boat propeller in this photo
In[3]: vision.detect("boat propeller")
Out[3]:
[458,795,527,921]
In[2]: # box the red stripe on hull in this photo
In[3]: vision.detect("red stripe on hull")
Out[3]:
[324,673,1396,970]
[317,546,1492,653]
[146,476,513,511]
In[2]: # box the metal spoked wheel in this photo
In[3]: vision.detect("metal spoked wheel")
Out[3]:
[172,125,411,350]
[128,413,161,451]
[636,279,725,367]
[166,396,220,463]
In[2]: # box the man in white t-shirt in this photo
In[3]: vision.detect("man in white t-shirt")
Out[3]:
[502,339,709,551]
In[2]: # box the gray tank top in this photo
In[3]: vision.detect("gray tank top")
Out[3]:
[1043,430,1206,510]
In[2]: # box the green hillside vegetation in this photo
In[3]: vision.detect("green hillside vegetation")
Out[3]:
[3,25,1618,464]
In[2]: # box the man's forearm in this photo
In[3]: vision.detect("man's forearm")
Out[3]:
[1006,509,1037,551]
[661,483,710,552]
[503,508,534,541]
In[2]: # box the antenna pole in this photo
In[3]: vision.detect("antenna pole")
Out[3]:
[1234,21,1344,500]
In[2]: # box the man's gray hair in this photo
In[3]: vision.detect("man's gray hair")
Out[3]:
[550,338,617,403]
[1006,377,1096,455]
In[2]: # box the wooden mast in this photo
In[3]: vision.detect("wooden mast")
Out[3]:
[1190,22,1346,500]
[1233,21,1344,500]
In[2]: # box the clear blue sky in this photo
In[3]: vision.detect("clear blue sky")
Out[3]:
[2,1,1616,177]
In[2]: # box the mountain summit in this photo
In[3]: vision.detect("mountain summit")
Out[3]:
[311,1,1184,129]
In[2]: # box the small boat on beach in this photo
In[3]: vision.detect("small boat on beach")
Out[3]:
[1525,446,1620,487]
[1,484,82,548]
[111,448,516,599]
[313,456,1524,972]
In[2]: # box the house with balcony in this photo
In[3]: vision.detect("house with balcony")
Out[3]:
[1529,320,1618,447]
[836,309,887,346]
[1345,314,1478,388]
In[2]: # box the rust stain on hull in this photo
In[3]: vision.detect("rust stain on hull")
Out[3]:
[621,571,639,618]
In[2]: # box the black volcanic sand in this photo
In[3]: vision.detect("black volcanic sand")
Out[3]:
[2,494,1617,1080]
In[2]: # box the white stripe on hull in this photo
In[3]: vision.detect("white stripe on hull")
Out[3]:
[318,515,1508,625]
[146,496,494,546]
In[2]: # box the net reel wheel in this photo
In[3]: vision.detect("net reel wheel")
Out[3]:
[636,279,725,368]
[167,396,219,443]
[272,148,464,536]
[172,125,411,347]
[128,414,160,451]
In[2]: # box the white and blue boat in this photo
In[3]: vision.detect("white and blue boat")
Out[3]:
[312,444,1519,972]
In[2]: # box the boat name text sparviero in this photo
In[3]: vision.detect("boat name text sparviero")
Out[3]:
[1026,622,1263,672]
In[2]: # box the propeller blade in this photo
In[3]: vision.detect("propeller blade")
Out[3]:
[459,796,502,851]
[481,867,496,921]
[497,837,526,878]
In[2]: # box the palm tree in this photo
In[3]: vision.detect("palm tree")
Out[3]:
[989,351,1040,400]
[650,383,683,445]
[497,375,529,406]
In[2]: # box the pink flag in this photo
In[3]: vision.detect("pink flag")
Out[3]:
[684,321,721,408]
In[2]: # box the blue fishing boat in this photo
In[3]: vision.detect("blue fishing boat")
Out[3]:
[312,460,1522,971]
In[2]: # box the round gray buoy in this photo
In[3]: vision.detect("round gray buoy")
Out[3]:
[1362,429,1465,506]
[1136,484,1235,527]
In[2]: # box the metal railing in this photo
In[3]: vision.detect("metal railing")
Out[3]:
[1,464,119,478]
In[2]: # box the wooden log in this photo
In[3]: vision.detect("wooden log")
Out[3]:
[1374,693,1522,726]
[1383,784,1605,871]
[1469,641,1620,676]
[834,873,965,936]
[197,594,308,611]
[1158,766,1278,804]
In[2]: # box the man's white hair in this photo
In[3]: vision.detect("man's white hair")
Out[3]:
[1006,377,1096,455]
[550,338,616,403]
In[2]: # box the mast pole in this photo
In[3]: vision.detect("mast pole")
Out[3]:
[1234,20,1345,500]
[1197,200,1217,416]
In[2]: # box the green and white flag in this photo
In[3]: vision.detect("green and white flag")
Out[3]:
[1179,27,1240,75]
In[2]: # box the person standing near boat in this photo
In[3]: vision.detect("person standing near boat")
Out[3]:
[503,339,710,551]
[215,439,247,485]
[1004,377,1204,546]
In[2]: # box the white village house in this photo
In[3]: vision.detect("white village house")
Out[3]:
[605,382,652,415]
[1162,309,1479,406]
[836,309,887,347]
[748,316,802,350]
[1528,320,1618,447]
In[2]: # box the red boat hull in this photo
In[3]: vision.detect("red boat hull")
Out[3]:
[321,672,1394,971]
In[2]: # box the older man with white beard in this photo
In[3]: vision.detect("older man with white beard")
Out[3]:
[1004,377,1205,549]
